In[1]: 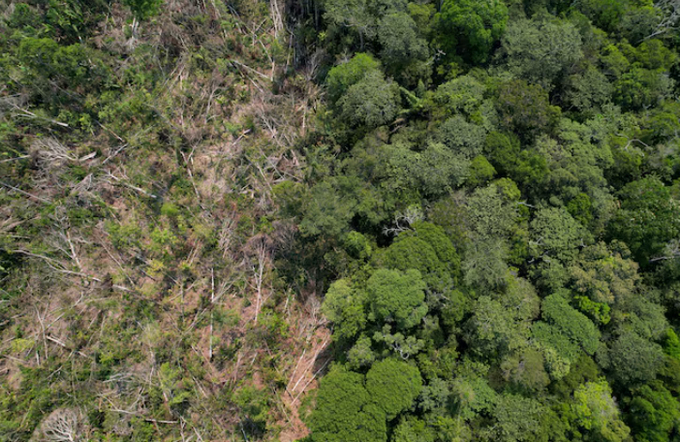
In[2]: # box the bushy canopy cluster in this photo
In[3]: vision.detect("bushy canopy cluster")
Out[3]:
[299,0,680,441]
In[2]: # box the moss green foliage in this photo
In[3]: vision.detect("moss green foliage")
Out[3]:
[663,328,680,360]
[365,358,422,419]
[309,366,387,442]
[4,0,680,440]
[322,278,367,341]
[392,416,436,442]
[541,293,601,354]
[467,155,496,187]
[326,53,382,104]
[367,268,427,330]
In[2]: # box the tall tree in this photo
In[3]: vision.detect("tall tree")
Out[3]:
[436,0,509,65]
[570,380,631,442]
[367,268,428,330]
[310,366,387,442]
[366,358,423,419]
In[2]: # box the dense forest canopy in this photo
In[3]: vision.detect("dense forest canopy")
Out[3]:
[1,0,680,441]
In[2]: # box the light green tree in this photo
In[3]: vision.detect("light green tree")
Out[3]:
[392,416,436,442]
[485,394,556,442]
[326,53,381,104]
[434,115,487,159]
[466,183,520,239]
[347,334,376,369]
[500,348,550,393]
[431,74,487,118]
[322,279,367,341]
[462,237,509,292]
[530,207,590,264]
[571,380,631,442]
[464,296,530,359]
[338,70,401,128]
[568,242,640,307]
[498,15,583,90]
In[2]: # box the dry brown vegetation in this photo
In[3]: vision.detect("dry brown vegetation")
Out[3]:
[0,0,327,440]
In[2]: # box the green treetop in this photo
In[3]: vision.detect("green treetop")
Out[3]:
[436,0,509,65]
[570,380,631,442]
[309,366,387,442]
[365,358,422,419]
[367,268,428,330]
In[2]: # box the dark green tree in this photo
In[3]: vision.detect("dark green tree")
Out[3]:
[608,176,680,266]
[564,64,614,116]
[625,381,680,442]
[381,221,460,290]
[299,178,359,239]
[607,331,665,385]
[496,80,561,142]
[574,0,628,32]
[614,67,674,111]
[377,12,429,86]
[309,366,387,442]
[323,0,407,49]
[366,358,422,419]
[124,0,162,19]
[436,0,509,65]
